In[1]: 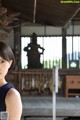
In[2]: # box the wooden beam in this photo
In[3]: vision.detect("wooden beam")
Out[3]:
[64,7,80,29]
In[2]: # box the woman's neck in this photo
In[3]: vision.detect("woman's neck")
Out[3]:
[0,79,7,87]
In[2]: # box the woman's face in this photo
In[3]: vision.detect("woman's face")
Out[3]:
[0,57,12,79]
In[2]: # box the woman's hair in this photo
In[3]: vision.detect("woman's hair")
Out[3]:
[0,41,15,70]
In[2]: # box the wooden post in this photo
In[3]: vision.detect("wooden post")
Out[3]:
[62,28,67,68]
[14,21,21,71]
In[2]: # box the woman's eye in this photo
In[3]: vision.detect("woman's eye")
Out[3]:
[1,60,5,63]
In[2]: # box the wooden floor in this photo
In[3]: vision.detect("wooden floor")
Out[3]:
[21,96,80,120]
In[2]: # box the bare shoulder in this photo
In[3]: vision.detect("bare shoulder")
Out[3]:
[6,88,20,98]
[5,88,22,120]
[6,88,22,103]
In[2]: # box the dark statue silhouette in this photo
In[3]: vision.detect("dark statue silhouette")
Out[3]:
[24,33,45,69]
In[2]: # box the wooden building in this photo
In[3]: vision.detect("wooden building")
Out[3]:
[0,1,80,119]
[0,0,80,97]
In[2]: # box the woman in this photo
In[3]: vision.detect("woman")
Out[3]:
[0,41,22,120]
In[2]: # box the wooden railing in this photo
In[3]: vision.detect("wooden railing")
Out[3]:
[7,69,54,96]
[18,71,52,95]
[6,69,80,96]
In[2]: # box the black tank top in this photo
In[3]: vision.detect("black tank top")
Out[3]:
[0,83,14,111]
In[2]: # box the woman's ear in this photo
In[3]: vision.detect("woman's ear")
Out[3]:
[9,60,13,68]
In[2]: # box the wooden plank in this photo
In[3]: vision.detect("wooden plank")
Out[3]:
[22,117,52,120]
[22,97,80,117]
[21,117,64,120]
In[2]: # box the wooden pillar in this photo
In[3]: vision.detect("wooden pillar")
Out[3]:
[62,28,67,68]
[14,21,21,71]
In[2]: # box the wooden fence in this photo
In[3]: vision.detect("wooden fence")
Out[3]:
[6,69,54,96]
